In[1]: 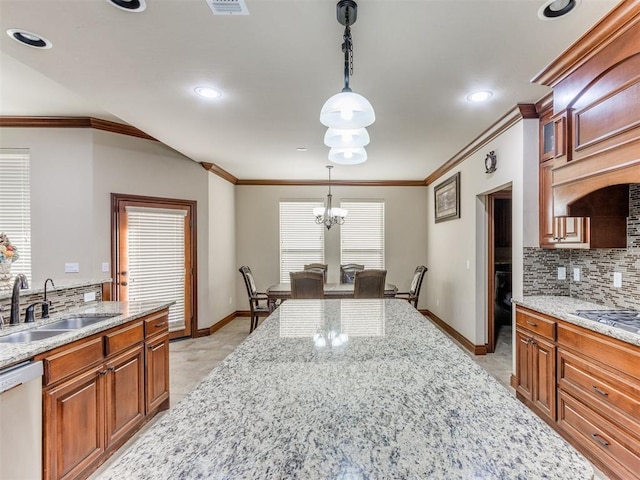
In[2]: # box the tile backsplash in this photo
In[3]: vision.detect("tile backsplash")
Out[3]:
[524,184,640,310]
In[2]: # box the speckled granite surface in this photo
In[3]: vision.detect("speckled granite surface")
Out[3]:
[514,296,640,347]
[96,299,593,480]
[0,300,173,369]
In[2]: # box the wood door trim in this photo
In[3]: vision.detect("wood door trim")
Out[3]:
[487,194,496,354]
[110,194,197,338]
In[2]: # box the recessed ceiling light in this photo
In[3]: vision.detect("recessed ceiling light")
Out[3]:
[538,0,580,20]
[466,91,493,103]
[106,0,147,12]
[6,29,52,49]
[296,147,308,152]
[194,86,223,99]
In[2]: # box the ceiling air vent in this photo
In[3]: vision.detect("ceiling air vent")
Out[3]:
[205,0,249,15]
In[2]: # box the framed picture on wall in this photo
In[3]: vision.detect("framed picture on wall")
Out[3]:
[434,172,460,223]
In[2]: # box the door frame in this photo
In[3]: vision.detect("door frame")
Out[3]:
[110,193,198,339]
[486,190,512,353]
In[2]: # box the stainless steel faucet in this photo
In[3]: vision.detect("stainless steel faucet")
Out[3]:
[10,274,29,325]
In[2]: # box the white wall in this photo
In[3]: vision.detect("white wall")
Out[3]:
[235,184,429,308]
[425,119,539,346]
[0,127,235,330]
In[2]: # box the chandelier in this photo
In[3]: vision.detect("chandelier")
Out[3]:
[313,165,347,229]
[320,0,374,165]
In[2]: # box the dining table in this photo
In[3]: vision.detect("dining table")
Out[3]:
[266,282,398,310]
[96,298,592,480]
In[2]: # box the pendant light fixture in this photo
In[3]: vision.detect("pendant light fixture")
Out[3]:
[313,165,348,229]
[320,0,374,164]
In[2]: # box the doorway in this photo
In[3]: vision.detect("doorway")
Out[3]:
[487,189,512,353]
[111,194,197,339]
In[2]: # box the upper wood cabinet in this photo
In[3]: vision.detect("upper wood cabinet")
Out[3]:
[533,0,640,217]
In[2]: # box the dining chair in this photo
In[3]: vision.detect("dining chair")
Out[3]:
[353,269,387,298]
[395,265,428,308]
[290,271,325,299]
[340,263,364,284]
[304,263,328,283]
[238,266,270,333]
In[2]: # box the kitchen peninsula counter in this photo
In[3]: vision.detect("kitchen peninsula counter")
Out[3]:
[514,296,640,347]
[97,299,592,480]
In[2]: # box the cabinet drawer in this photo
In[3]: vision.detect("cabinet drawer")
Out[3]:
[144,311,169,338]
[557,322,640,379]
[558,348,640,435]
[43,337,104,385]
[105,321,143,356]
[516,307,556,341]
[558,390,640,479]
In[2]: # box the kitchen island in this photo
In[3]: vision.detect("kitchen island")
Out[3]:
[97,299,592,479]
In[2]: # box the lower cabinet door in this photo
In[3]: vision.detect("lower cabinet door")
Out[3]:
[105,344,145,449]
[532,336,557,421]
[515,329,533,401]
[145,333,170,414]
[44,365,105,480]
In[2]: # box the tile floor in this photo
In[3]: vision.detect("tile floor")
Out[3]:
[91,315,609,479]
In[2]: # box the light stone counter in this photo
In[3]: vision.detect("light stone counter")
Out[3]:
[0,300,173,369]
[514,295,640,347]
[97,299,592,480]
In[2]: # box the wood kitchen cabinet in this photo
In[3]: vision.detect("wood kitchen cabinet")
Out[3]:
[37,308,169,480]
[515,305,640,480]
[515,307,557,422]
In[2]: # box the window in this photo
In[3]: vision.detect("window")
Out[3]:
[0,150,31,281]
[340,201,385,268]
[279,201,324,283]
[125,206,187,333]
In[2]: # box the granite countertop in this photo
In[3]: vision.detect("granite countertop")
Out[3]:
[97,298,592,480]
[0,300,173,369]
[513,296,640,347]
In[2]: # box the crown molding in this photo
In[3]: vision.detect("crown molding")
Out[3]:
[200,162,238,184]
[235,179,426,187]
[424,103,537,186]
[0,116,156,141]
[531,0,640,87]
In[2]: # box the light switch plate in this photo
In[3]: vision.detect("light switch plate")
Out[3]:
[557,267,566,280]
[64,262,79,273]
[613,272,622,288]
[573,268,580,282]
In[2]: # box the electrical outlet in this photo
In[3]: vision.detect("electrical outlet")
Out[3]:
[557,267,566,280]
[613,272,622,288]
[65,262,79,273]
[573,268,580,282]
[84,292,96,302]
[228,297,233,305]
[466,260,470,270]
[101,262,110,272]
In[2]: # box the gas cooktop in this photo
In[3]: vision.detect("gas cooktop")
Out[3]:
[573,309,640,335]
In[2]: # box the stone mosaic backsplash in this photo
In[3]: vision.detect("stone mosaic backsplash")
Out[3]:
[0,283,103,325]
[524,184,640,309]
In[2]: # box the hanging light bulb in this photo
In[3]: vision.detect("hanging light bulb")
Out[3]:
[328,147,367,165]
[324,127,370,148]
[320,0,375,145]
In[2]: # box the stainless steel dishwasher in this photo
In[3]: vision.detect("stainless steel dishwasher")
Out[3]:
[0,360,44,480]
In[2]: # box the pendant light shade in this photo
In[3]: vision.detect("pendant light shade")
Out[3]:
[328,147,367,165]
[324,127,370,148]
[320,91,375,129]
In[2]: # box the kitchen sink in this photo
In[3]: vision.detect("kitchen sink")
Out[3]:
[39,315,117,331]
[0,329,68,344]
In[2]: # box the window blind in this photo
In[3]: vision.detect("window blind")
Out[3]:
[340,201,385,269]
[0,150,32,281]
[125,206,187,332]
[279,201,324,283]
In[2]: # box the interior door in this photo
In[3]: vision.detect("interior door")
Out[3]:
[112,194,196,339]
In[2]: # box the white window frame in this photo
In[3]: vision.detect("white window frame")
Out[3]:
[340,200,385,269]
[279,201,325,283]
[0,149,32,282]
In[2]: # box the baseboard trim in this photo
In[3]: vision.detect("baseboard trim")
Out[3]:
[194,311,239,337]
[424,310,487,355]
